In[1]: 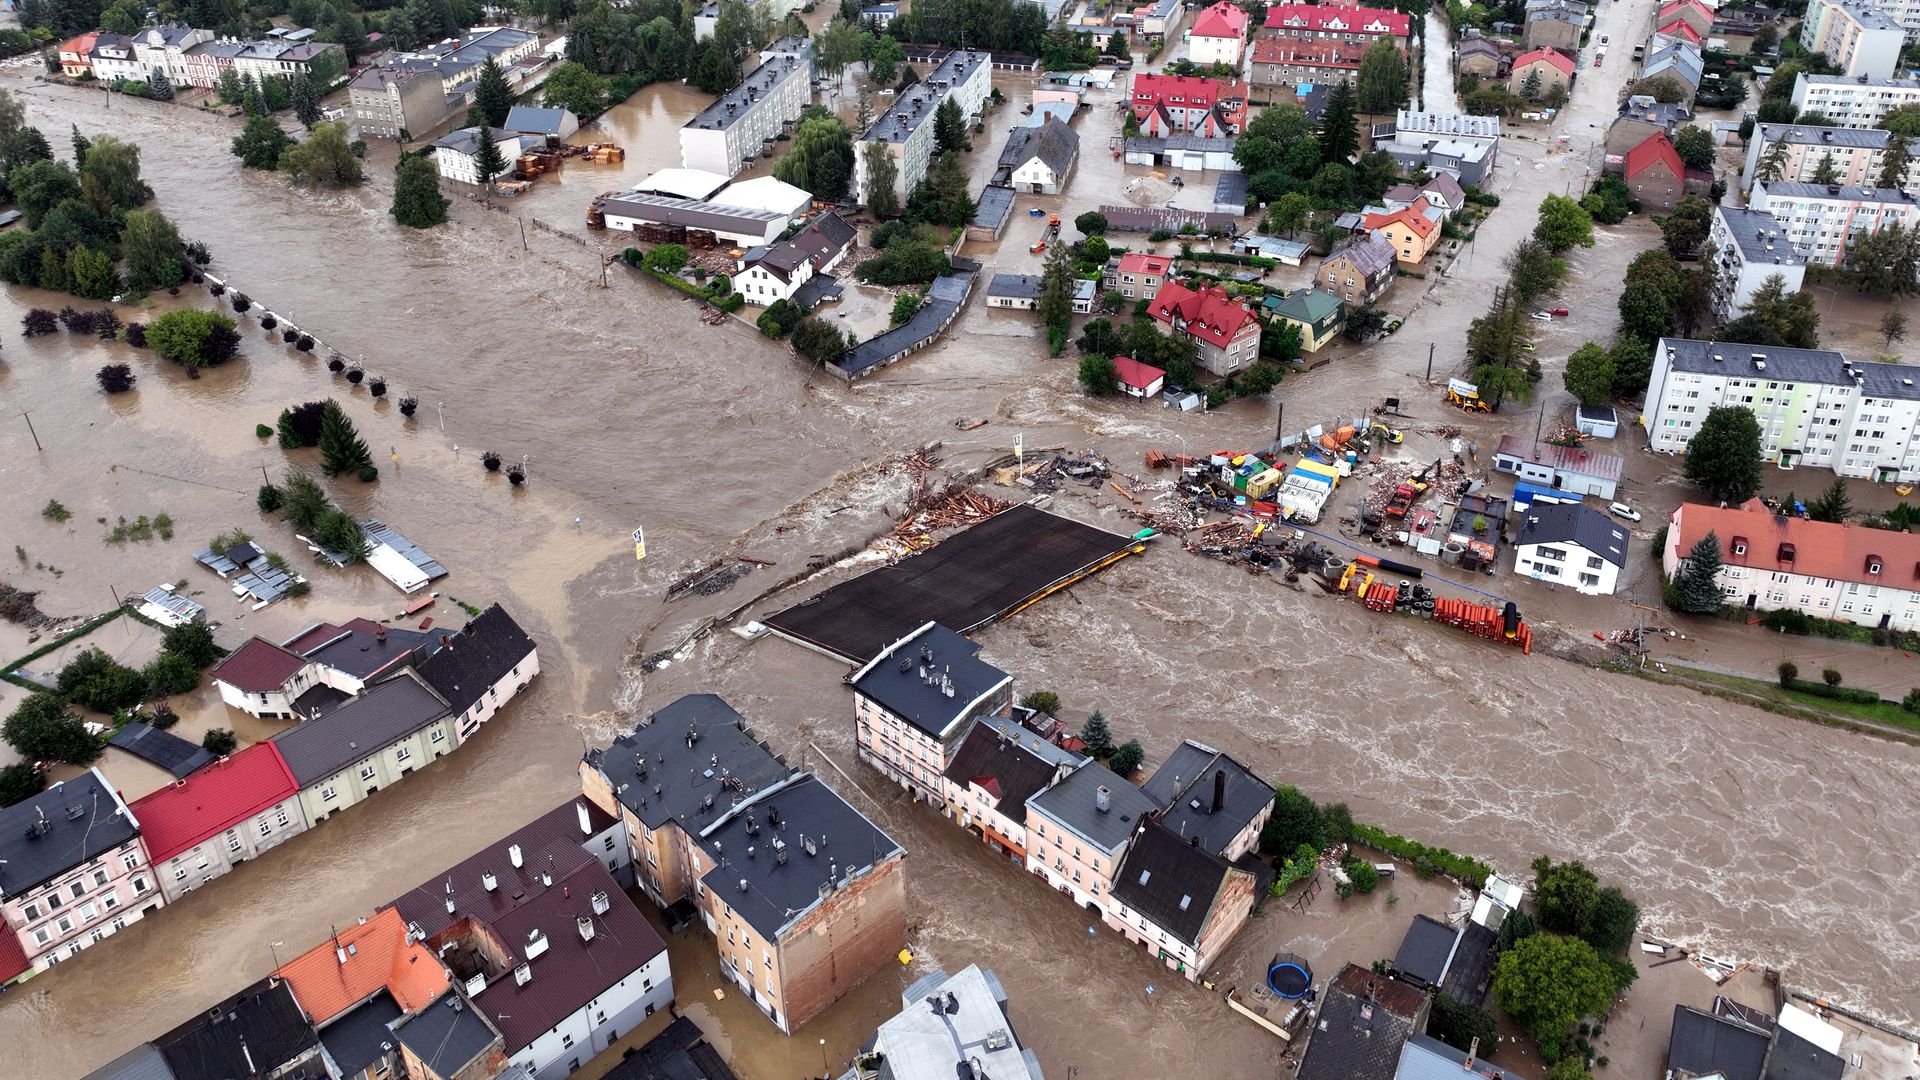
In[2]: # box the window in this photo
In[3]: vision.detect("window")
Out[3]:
[121,853,138,871]
[229,832,243,853]
[259,819,273,837]
[430,729,445,744]
[561,1033,574,1050]
[69,882,86,901]
[92,869,109,889]
[33,928,50,947]
[360,765,377,781]
[56,916,73,934]
[173,867,188,882]
[132,877,148,895]
[321,786,339,802]
[1587,556,1604,570]
[102,894,118,912]
[275,807,290,828]
[394,746,412,763]
[24,903,38,921]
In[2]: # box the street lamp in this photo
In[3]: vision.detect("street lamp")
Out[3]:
[820,1038,830,1078]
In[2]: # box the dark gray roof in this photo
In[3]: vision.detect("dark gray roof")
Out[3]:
[838,271,975,376]
[1715,205,1804,267]
[1109,819,1234,946]
[1753,123,1889,149]
[1758,181,1916,204]
[1214,172,1248,207]
[79,1044,176,1080]
[1018,116,1078,178]
[0,769,139,897]
[864,51,990,142]
[1327,234,1397,279]
[987,273,1045,299]
[109,722,216,779]
[1621,96,1691,124]
[940,721,1062,826]
[973,185,1015,229]
[1296,964,1430,1080]
[601,193,788,234]
[1139,740,1274,856]
[696,773,904,939]
[432,125,518,155]
[1438,920,1497,1005]
[755,213,856,281]
[391,991,500,1078]
[1391,913,1458,988]
[687,54,803,131]
[1395,1034,1523,1079]
[504,105,571,133]
[1762,1026,1846,1080]
[1668,1005,1771,1080]
[318,991,402,1077]
[414,604,536,715]
[587,694,792,832]
[156,979,322,1080]
[288,620,437,680]
[1657,337,1920,401]
[602,1016,741,1080]
[1515,504,1630,568]
[1027,760,1158,852]
[270,672,451,786]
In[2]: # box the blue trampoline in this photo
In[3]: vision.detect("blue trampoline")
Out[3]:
[1267,953,1312,999]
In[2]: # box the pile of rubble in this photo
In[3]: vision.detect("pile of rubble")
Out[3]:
[890,488,1011,548]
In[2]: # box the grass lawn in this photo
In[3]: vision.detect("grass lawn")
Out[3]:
[1660,664,1920,736]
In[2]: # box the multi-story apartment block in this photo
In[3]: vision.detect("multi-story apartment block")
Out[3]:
[940,714,1083,861]
[413,604,540,741]
[1186,0,1251,66]
[180,39,243,88]
[212,615,440,718]
[1261,3,1411,45]
[1523,0,1587,51]
[349,26,538,138]
[1707,205,1808,319]
[271,670,461,823]
[1138,740,1275,861]
[856,50,991,203]
[131,25,213,86]
[0,769,160,981]
[129,743,308,902]
[1251,35,1367,87]
[851,622,1014,804]
[1665,500,1920,630]
[1316,234,1398,306]
[232,37,347,87]
[1147,281,1262,376]
[1024,761,1160,915]
[679,53,812,177]
[1643,338,1920,481]
[1742,124,1909,193]
[88,33,145,83]
[1105,819,1258,981]
[1748,181,1920,266]
[1790,73,1920,129]
[1104,251,1175,300]
[273,906,463,1080]
[582,694,909,1035]
[1801,0,1905,77]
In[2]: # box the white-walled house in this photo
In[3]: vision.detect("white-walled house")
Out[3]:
[733,212,856,307]
[414,604,540,742]
[210,638,325,719]
[1665,499,1920,630]
[128,744,308,903]
[1512,504,1630,595]
[433,126,532,185]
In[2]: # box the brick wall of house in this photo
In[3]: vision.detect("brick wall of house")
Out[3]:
[776,853,909,1032]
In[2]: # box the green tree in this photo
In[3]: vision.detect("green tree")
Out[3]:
[69,123,90,167]
[217,66,245,105]
[904,148,973,226]
[1503,238,1568,306]
[1882,306,1908,347]
[1038,239,1076,337]
[147,307,240,369]
[542,62,608,118]
[1318,80,1359,165]
[1807,478,1853,523]
[291,71,322,127]
[391,154,449,228]
[1079,709,1114,756]
[69,245,117,299]
[1661,195,1713,257]
[1533,194,1594,252]
[889,289,922,325]
[1354,38,1409,113]
[1754,136,1790,182]
[776,109,856,201]
[281,467,329,529]
[202,728,239,755]
[1238,361,1282,396]
[122,208,185,289]
[1671,125,1715,170]
[161,621,224,668]
[1582,887,1640,954]
[1265,191,1313,236]
[10,158,81,228]
[933,96,968,154]
[1521,68,1543,100]
[1532,858,1599,933]
[1841,222,1920,295]
[79,134,150,214]
[868,33,904,85]
[1672,530,1728,613]
[473,55,512,129]
[1108,739,1144,775]
[318,400,374,477]
[232,115,295,169]
[147,67,174,101]
[1262,319,1303,362]
[863,140,900,216]
[816,20,869,84]
[57,647,147,712]
[473,128,509,186]
[1610,335,1655,399]
[144,652,201,696]
[313,506,369,561]
[0,762,46,809]
[1428,993,1500,1060]
[1618,278,1675,343]
[1810,151,1841,185]
[644,243,689,273]
[1684,406,1764,503]
[1494,933,1622,1041]
[1075,210,1108,236]
[1078,353,1119,395]
[279,121,363,187]
[1722,272,1822,346]
[1563,343,1616,405]
[1879,134,1911,190]
[1258,785,1326,855]
[4,692,100,765]
[1019,690,1061,715]
[1880,102,1920,136]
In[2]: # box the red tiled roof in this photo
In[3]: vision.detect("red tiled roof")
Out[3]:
[0,922,28,983]
[129,743,300,863]
[1131,73,1236,107]
[1624,132,1684,181]
[1252,36,1366,69]
[1262,2,1411,36]
[1672,500,1920,590]
[1113,355,1167,390]
[1148,283,1256,347]
[1493,435,1624,481]
[1658,0,1713,22]
[1657,18,1703,42]
[1116,252,1173,275]
[275,908,450,1025]
[1512,47,1575,75]
[1192,0,1250,38]
[211,637,310,693]
[1363,198,1438,240]
[58,32,98,57]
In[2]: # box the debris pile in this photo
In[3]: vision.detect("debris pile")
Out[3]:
[890,489,1011,548]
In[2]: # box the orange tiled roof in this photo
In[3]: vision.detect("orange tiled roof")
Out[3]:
[274,908,449,1025]
[1363,197,1437,240]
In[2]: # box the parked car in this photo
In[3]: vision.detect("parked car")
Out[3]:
[1608,502,1642,522]
[1549,307,1569,316]
[1530,311,1553,321]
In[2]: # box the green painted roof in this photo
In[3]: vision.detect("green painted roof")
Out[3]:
[1273,289,1342,323]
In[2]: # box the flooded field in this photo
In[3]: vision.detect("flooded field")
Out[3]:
[4,0,1920,1071]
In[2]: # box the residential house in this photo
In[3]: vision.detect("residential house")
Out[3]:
[155,978,328,1080]
[433,126,534,185]
[1644,337,1920,480]
[131,25,213,87]
[180,39,245,89]
[349,65,447,139]
[211,637,325,719]
[856,50,992,203]
[129,744,307,903]
[503,105,579,140]
[1604,94,1690,164]
[852,622,1014,804]
[274,906,457,1080]
[1317,235,1397,306]
[1104,251,1174,300]
[413,603,540,743]
[1641,43,1704,108]
[734,212,856,308]
[391,990,508,1080]
[1788,73,1920,130]
[859,966,1044,1080]
[231,38,346,87]
[601,1017,739,1080]
[985,274,1045,310]
[1010,116,1078,194]
[1623,131,1690,212]
[1113,355,1169,398]
[1414,171,1467,216]
[271,670,458,824]
[1025,761,1160,915]
[88,33,145,84]
[1251,35,1367,88]
[1654,15,1706,46]
[1508,47,1573,97]
[1364,199,1440,264]
[1148,281,1262,376]
[1456,35,1505,78]
[1271,288,1345,352]
[1707,204,1807,319]
[1492,435,1623,498]
[1666,1000,1847,1080]
[1105,819,1257,981]
[1138,739,1275,860]
[1261,3,1412,45]
[1295,963,1433,1080]
[1742,124,1903,193]
[58,32,98,77]
[940,714,1083,860]
[1186,0,1251,65]
[385,800,669,1079]
[1374,110,1500,186]
[1133,0,1188,42]
[1666,499,1920,627]
[285,617,439,696]
[1657,0,1714,37]
[0,769,159,979]
[1748,181,1920,267]
[1523,0,1587,51]
[1512,503,1631,594]
[1397,1034,1525,1078]
[77,1045,173,1080]
[580,694,910,1034]
[1802,0,1905,77]
[1129,73,1246,137]
[679,53,811,177]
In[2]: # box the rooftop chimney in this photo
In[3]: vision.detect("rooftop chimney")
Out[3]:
[509,844,523,868]
[525,928,549,960]
[465,971,486,997]
[482,870,497,891]
[578,800,592,835]
[1464,1037,1480,1070]
[513,962,531,986]
[577,915,596,942]
[592,889,611,915]
[1212,769,1226,814]
[1095,786,1112,813]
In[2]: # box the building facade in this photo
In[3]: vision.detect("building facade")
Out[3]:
[131,25,213,86]
[1365,201,1440,264]
[1803,0,1910,71]
[856,50,991,203]
[434,127,533,185]
[1748,180,1920,267]
[852,622,1014,803]
[1790,72,1920,129]
[1742,124,1908,193]
[1271,288,1344,352]
[1251,36,1366,87]
[1105,820,1257,981]
[1665,500,1920,629]
[88,33,145,83]
[0,770,160,979]
[1024,762,1159,915]
[1316,235,1397,306]
[1707,205,1808,319]
[1185,0,1251,65]
[349,65,448,139]
[1623,132,1689,212]
[1508,47,1573,97]
[1147,281,1261,376]
[1104,251,1174,300]
[679,53,811,177]
[130,744,308,903]
[1128,73,1246,137]
[271,672,459,824]
[1512,504,1630,595]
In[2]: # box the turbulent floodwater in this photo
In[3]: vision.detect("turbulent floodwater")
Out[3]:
[2,11,1919,1075]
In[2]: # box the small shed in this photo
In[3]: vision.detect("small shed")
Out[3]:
[503,105,579,140]
[1575,403,1619,439]
[1213,173,1249,215]
[1113,355,1166,398]
[969,184,1016,242]
[1492,436,1623,500]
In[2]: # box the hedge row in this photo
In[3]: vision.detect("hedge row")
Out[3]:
[1268,842,1320,896]
[1351,822,1492,888]
[1187,252,1277,269]
[1784,677,1887,706]
[644,267,744,312]
[2,607,130,690]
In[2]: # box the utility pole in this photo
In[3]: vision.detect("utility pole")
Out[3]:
[20,409,42,451]
[260,464,271,486]
[1272,401,1285,445]
[519,217,528,252]
[1425,343,1434,383]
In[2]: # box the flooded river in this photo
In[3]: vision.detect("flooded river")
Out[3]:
[3,10,1920,1074]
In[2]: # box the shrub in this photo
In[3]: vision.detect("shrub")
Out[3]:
[255,422,273,439]
[506,464,526,486]
[1347,860,1380,893]
[143,652,201,696]
[0,762,48,809]
[124,322,147,348]
[42,499,72,522]
[368,377,386,397]
[1019,690,1061,715]
[1351,823,1491,887]
[259,314,277,330]
[257,483,283,512]
[1762,609,1813,634]
[326,355,346,372]
[356,463,378,482]
[4,692,100,765]
[482,450,502,472]
[1777,660,1798,686]
[160,621,223,668]
[230,291,251,313]
[296,334,315,352]
[201,728,239,755]
[1822,667,1842,688]
[345,366,365,384]
[277,401,329,448]
[57,647,148,712]
[398,396,418,417]
[22,308,58,336]
[148,702,179,730]
[1108,739,1144,775]
[1904,688,1920,714]
[284,328,300,343]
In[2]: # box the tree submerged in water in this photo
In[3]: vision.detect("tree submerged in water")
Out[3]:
[96,363,135,393]
[259,314,277,330]
[283,328,300,343]
[21,309,56,336]
[398,396,418,417]
[481,450,502,472]
[345,366,364,385]
[505,464,526,486]
[367,377,387,397]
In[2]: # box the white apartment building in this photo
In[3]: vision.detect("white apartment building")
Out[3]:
[1742,124,1912,194]
[855,50,992,203]
[1748,181,1920,266]
[1790,72,1920,129]
[1643,338,1920,481]
[433,126,532,185]
[679,52,811,177]
[1665,500,1920,630]
[1707,205,1807,319]
[1799,0,1905,77]
[130,25,212,86]
[1804,0,1920,47]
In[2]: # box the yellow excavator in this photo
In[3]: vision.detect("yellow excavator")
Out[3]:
[1445,378,1493,414]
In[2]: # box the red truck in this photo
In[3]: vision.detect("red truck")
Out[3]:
[1385,483,1419,518]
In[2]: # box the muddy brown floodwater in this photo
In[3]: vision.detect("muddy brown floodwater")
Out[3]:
[2,15,1919,1076]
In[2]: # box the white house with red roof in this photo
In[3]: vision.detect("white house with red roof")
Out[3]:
[1129,73,1246,137]
[1665,499,1920,630]
[210,639,325,719]
[1260,3,1411,43]
[1508,47,1574,97]
[1186,0,1251,65]
[130,744,308,903]
[1148,282,1261,376]
[1113,356,1168,398]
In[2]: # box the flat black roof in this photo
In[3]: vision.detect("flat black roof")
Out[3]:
[1392,913,1457,988]
[762,504,1141,663]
